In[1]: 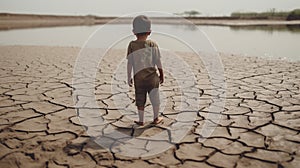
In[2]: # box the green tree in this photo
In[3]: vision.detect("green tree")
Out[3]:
[181,10,201,17]
[287,9,300,20]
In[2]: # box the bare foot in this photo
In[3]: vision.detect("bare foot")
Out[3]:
[151,117,163,124]
[134,121,144,126]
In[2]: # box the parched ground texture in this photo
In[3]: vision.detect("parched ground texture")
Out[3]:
[0,46,299,168]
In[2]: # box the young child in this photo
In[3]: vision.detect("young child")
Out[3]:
[127,15,164,126]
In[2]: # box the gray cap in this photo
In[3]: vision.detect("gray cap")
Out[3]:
[132,15,151,34]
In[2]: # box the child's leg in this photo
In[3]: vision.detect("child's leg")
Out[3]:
[134,106,144,126]
[153,105,159,119]
[137,106,144,123]
[149,88,163,124]
[152,105,163,124]
[134,84,146,125]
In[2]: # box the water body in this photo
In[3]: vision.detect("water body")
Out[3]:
[0,24,299,61]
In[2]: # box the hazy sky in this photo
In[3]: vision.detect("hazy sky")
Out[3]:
[1,0,300,16]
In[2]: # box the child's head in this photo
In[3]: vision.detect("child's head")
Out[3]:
[132,15,151,37]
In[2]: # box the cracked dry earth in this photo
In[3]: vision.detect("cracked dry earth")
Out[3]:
[0,45,299,168]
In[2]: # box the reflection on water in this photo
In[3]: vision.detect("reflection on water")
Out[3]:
[0,26,100,47]
[230,25,300,34]
[199,25,300,61]
[0,24,299,61]
[170,24,198,31]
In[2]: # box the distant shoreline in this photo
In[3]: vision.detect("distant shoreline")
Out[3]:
[1,13,300,30]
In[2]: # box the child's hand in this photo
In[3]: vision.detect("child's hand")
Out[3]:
[128,78,133,87]
[159,75,164,84]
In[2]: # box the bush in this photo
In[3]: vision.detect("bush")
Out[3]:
[287,9,300,20]
[231,9,299,20]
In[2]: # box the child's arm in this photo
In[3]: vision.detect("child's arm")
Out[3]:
[156,58,164,84]
[127,60,133,87]
[127,43,133,87]
[153,43,164,84]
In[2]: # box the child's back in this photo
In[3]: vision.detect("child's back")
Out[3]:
[126,15,164,126]
[127,39,160,81]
